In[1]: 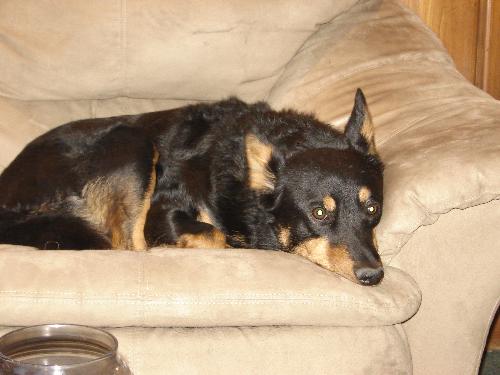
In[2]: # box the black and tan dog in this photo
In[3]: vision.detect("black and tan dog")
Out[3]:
[0,89,384,285]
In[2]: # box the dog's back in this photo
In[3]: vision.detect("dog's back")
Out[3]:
[0,91,386,285]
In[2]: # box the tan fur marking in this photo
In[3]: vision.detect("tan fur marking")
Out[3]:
[245,134,275,191]
[81,177,126,249]
[361,110,377,155]
[83,177,142,250]
[81,178,110,229]
[372,229,378,249]
[278,226,291,249]
[109,205,127,249]
[131,148,159,251]
[80,148,159,251]
[358,186,372,204]
[323,195,336,211]
[293,238,357,282]
[197,209,214,226]
[177,228,228,249]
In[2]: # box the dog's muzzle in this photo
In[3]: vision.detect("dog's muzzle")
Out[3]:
[293,237,384,286]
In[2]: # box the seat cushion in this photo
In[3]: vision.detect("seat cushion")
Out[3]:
[0,325,413,375]
[0,246,420,328]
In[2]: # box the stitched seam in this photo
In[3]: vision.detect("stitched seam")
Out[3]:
[131,249,141,370]
[0,289,416,299]
[0,290,421,307]
[140,253,146,327]
[0,296,419,311]
[120,0,128,97]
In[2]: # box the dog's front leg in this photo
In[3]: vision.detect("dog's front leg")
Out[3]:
[145,201,228,249]
[172,210,228,249]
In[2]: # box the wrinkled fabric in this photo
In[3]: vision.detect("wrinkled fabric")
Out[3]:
[391,200,500,375]
[0,1,499,374]
[267,0,500,261]
[0,248,420,328]
[0,0,356,101]
[0,325,412,375]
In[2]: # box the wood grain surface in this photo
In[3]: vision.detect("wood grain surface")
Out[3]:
[399,0,499,99]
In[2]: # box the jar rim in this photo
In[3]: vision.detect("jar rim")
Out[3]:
[0,323,119,369]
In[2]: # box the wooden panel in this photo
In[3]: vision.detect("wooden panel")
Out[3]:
[400,0,500,99]
[488,312,500,350]
[400,0,481,83]
[475,0,489,89]
[484,0,500,98]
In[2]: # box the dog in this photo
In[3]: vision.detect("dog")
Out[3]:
[0,89,384,285]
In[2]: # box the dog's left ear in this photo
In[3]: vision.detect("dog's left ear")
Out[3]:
[344,88,377,156]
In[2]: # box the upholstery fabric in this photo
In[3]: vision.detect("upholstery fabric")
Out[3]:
[391,200,500,375]
[0,248,420,328]
[0,0,499,374]
[0,325,413,375]
[267,0,500,262]
[0,0,356,101]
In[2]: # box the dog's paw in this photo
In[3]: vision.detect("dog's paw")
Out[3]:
[176,229,229,249]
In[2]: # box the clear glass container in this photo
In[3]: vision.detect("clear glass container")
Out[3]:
[0,324,132,374]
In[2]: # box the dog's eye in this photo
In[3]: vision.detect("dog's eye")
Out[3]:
[366,202,380,215]
[312,207,327,220]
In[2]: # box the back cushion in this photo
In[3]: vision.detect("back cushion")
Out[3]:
[0,0,357,101]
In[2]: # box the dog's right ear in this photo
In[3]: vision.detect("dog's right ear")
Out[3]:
[245,133,285,210]
[245,133,277,192]
[344,89,378,156]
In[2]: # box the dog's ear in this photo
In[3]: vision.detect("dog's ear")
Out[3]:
[344,89,377,156]
[245,133,286,212]
[245,133,278,192]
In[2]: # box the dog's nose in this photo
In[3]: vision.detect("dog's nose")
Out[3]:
[354,266,384,285]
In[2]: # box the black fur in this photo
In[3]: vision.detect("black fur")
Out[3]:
[0,89,385,285]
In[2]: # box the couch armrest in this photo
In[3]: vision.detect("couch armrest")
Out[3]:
[0,247,420,328]
[267,0,500,261]
[391,200,500,375]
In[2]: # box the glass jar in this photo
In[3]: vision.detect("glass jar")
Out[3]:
[0,324,132,374]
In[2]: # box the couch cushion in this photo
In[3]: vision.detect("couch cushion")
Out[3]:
[267,0,500,261]
[0,246,420,328]
[0,0,357,102]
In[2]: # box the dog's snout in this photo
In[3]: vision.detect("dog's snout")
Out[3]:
[354,266,384,286]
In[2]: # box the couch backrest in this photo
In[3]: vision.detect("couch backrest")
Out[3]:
[0,0,357,102]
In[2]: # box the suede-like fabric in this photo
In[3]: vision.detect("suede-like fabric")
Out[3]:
[0,248,420,328]
[0,0,356,101]
[0,1,499,374]
[0,325,412,375]
[266,0,500,263]
[391,200,500,375]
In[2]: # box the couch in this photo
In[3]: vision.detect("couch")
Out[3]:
[0,0,498,374]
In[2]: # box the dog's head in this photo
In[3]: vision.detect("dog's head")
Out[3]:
[248,89,384,285]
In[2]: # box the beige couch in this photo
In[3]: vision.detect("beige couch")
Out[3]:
[0,1,498,374]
